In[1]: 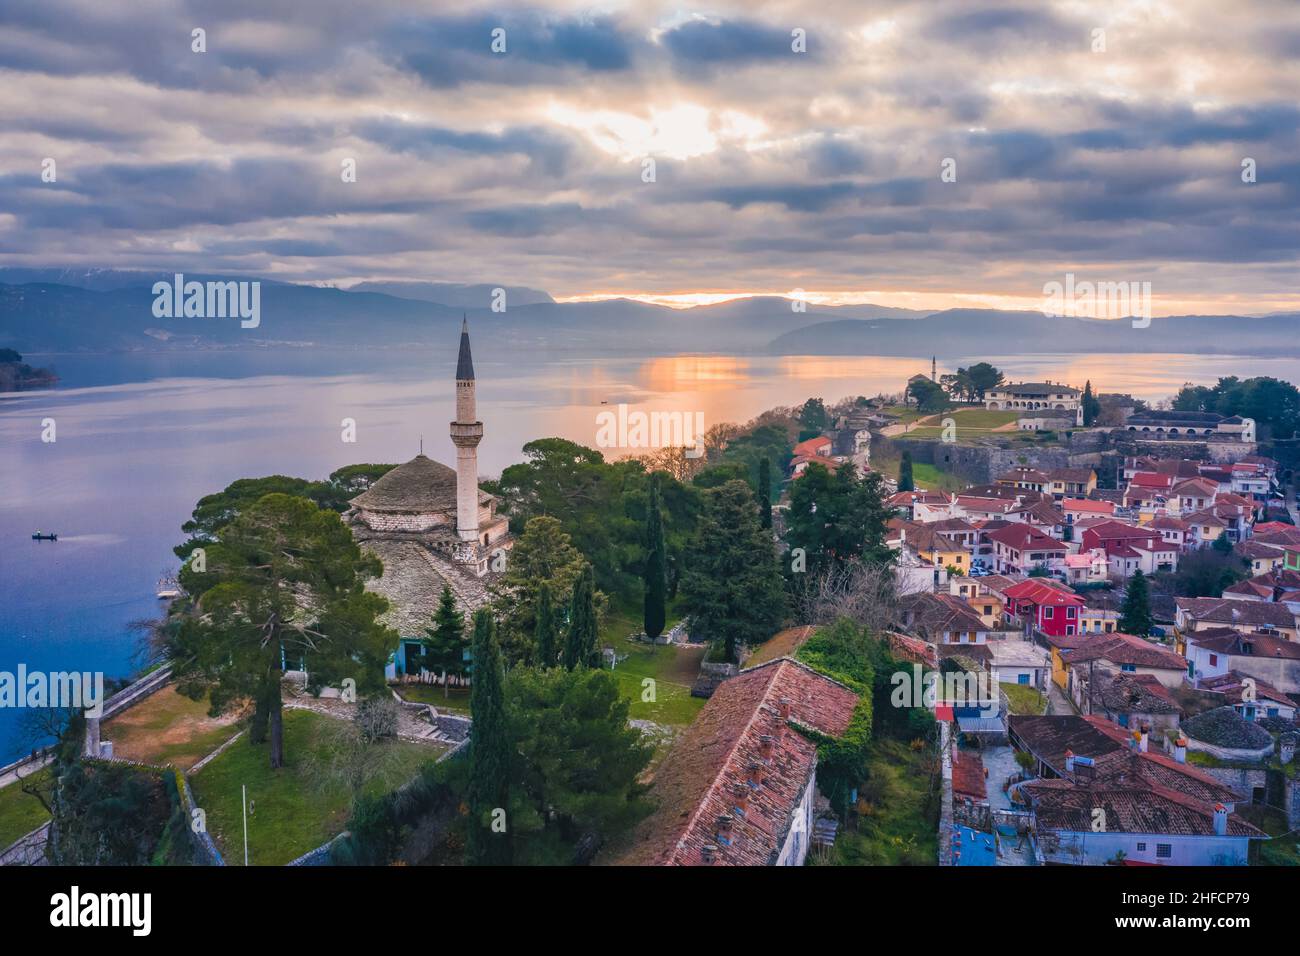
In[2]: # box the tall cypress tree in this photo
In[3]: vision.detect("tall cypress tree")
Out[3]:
[1119,569,1153,637]
[534,581,557,667]
[563,563,599,669]
[1082,380,1100,426]
[898,451,914,492]
[644,480,668,640]
[758,457,773,530]
[467,609,511,865]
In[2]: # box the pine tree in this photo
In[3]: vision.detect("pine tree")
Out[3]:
[563,563,600,670]
[643,479,668,640]
[534,581,557,667]
[898,451,914,492]
[758,457,773,530]
[1119,569,1153,637]
[467,609,511,865]
[680,480,787,663]
[423,585,466,698]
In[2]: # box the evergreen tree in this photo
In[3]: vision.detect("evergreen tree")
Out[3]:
[534,581,558,667]
[563,563,600,669]
[423,585,466,698]
[467,609,511,865]
[643,479,668,640]
[1082,380,1101,426]
[758,457,773,530]
[170,494,393,769]
[1212,532,1234,556]
[898,451,914,492]
[1119,569,1154,637]
[680,480,787,663]
[785,462,894,578]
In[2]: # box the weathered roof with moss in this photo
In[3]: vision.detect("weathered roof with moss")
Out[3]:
[1182,706,1273,749]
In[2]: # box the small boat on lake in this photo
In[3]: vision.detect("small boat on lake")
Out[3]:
[32,531,57,541]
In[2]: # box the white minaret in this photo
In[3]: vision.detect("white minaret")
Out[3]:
[450,317,483,543]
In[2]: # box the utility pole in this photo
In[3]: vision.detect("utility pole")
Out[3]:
[242,784,249,866]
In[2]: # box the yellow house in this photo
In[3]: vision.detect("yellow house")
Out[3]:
[948,578,1005,628]
[1046,633,1095,690]
[904,525,970,573]
[1047,468,1097,499]
[1078,607,1119,635]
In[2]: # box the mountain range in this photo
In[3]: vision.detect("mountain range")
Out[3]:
[1,269,1297,358]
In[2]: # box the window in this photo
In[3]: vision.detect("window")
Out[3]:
[1209,654,1218,666]
[1136,842,1146,852]
[983,605,993,615]
[1156,844,1172,859]
[1018,673,1030,685]
[1121,663,1136,672]
[1066,607,1077,618]
[1044,606,1054,619]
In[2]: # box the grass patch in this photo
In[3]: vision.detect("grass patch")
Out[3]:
[103,685,248,770]
[1237,804,1300,866]
[817,736,939,865]
[0,768,52,849]
[393,683,472,714]
[1001,682,1047,716]
[189,708,439,866]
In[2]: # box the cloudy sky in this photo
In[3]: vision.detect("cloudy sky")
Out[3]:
[2,0,1299,314]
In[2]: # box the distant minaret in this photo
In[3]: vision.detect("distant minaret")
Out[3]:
[931,356,937,381]
[450,316,483,543]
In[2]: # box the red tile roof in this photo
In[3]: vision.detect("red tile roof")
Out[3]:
[985,522,1068,553]
[1003,578,1086,607]
[617,658,858,866]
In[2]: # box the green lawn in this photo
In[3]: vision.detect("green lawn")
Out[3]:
[600,603,705,728]
[817,737,939,865]
[393,682,472,714]
[0,768,52,849]
[1001,682,1047,716]
[189,709,440,866]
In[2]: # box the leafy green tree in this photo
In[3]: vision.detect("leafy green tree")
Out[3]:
[680,480,786,662]
[799,398,828,430]
[171,493,393,768]
[504,666,653,864]
[563,563,600,669]
[1081,381,1100,426]
[327,463,396,495]
[758,457,773,530]
[643,479,668,639]
[785,462,894,578]
[533,582,558,668]
[898,451,914,492]
[423,585,467,698]
[1119,569,1154,636]
[467,609,511,865]
[907,377,950,413]
[965,362,1004,400]
[491,515,594,663]
[1172,548,1246,597]
[1212,532,1234,556]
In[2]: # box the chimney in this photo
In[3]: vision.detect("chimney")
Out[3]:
[747,760,766,789]
[716,814,734,845]
[1064,750,1075,773]
[759,734,775,758]
[1280,734,1296,765]
[1213,803,1228,836]
[1138,726,1149,753]
[732,782,750,814]
[776,697,792,720]
[701,844,717,864]
[1174,735,1188,764]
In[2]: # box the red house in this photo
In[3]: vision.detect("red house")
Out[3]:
[1003,578,1087,637]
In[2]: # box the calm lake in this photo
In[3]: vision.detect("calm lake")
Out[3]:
[1,347,1295,760]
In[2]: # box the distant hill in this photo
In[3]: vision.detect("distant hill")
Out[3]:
[766,309,1300,358]
[1,270,1293,359]
[346,280,554,308]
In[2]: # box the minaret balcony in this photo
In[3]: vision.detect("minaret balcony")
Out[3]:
[450,421,484,446]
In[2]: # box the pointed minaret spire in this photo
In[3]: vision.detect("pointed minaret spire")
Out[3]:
[450,315,483,544]
[931,356,937,381]
[457,314,475,381]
